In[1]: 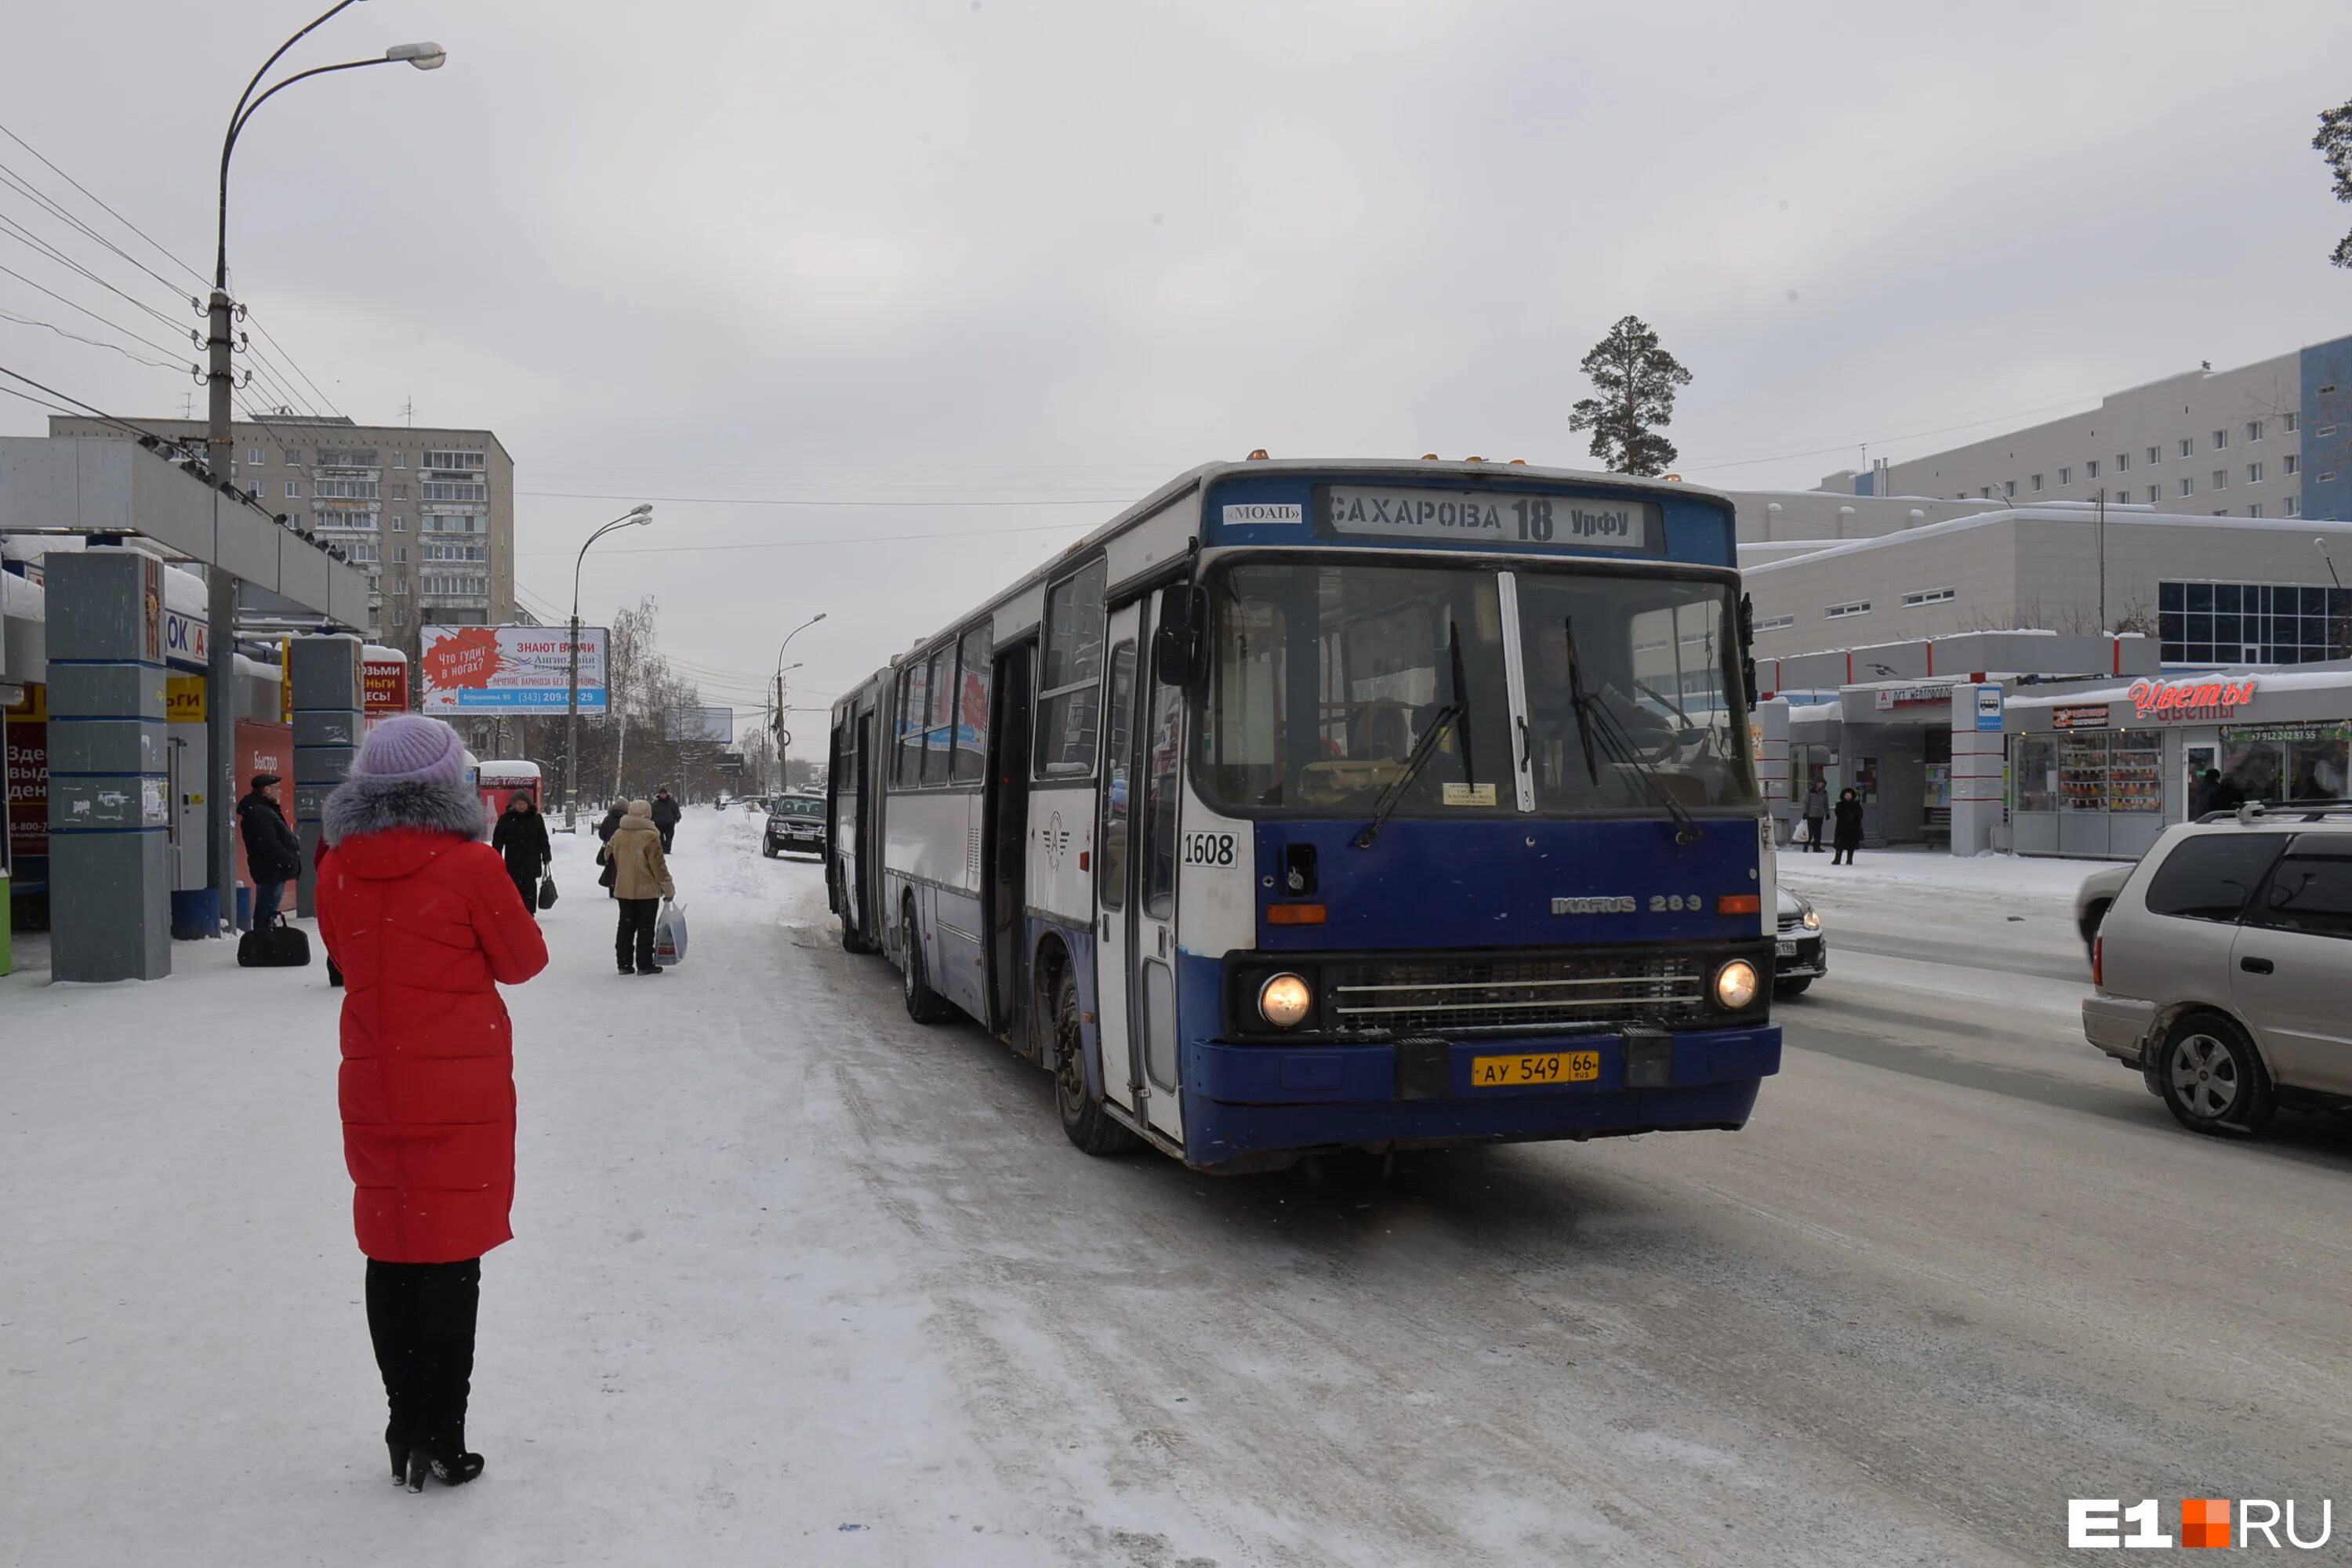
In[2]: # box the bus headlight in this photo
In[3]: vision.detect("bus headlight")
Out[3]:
[1258,972,1313,1029]
[1713,960,1760,1011]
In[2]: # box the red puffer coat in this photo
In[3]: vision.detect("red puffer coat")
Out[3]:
[318,826,549,1262]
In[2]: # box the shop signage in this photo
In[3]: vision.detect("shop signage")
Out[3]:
[2126,676,2259,722]
[162,607,208,670]
[5,684,48,859]
[2053,704,2111,731]
[362,657,409,714]
[1874,684,1955,710]
[165,675,205,723]
[2223,722,2351,746]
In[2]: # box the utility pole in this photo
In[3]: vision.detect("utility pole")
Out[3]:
[205,6,445,930]
[2094,487,2107,632]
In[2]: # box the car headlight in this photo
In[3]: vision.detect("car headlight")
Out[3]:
[1713,960,1759,1010]
[1801,909,1820,931]
[1258,972,1313,1029]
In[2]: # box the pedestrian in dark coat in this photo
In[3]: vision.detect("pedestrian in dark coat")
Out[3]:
[1802,778,1829,853]
[318,716,550,1492]
[237,772,303,927]
[1831,787,1864,865]
[594,802,625,898]
[490,791,552,914]
[649,788,681,853]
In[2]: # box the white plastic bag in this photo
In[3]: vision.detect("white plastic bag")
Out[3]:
[1791,818,1812,845]
[653,899,688,967]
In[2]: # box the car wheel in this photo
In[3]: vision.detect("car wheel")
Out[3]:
[2157,1011,2277,1137]
[1774,977,1812,998]
[1053,966,1140,1156]
[900,902,956,1024]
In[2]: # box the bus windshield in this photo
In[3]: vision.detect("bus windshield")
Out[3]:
[1200,559,1756,815]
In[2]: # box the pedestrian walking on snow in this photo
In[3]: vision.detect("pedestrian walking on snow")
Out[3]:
[1801,778,1828,854]
[236,772,303,927]
[1831,787,1864,866]
[650,787,681,853]
[316,716,550,1493]
[595,800,626,898]
[491,791,552,916]
[606,797,676,975]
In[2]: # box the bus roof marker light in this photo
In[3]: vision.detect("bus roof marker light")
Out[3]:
[1246,448,1270,461]
[1508,459,1527,465]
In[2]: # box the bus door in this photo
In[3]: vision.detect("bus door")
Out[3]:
[854,708,879,937]
[1095,599,1186,1145]
[1094,608,1144,1117]
[984,642,1034,1043]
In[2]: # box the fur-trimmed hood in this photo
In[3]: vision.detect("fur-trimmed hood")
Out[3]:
[324,771,485,847]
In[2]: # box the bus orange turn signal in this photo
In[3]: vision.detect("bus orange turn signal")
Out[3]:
[1266,903,1327,926]
[1717,894,1760,915]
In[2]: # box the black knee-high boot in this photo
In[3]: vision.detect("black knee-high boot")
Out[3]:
[367,1258,485,1488]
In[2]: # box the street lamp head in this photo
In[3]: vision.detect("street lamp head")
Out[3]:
[812,612,828,622]
[386,42,447,69]
[630,503,654,517]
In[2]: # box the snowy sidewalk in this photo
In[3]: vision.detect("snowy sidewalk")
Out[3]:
[0,810,1054,1566]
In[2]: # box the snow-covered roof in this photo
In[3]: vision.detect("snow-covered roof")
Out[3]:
[1744,506,2352,577]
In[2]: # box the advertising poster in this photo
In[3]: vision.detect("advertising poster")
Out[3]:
[421,626,606,713]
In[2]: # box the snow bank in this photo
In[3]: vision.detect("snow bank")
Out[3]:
[1780,846,2108,900]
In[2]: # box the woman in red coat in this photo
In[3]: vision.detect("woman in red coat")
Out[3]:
[318,715,548,1492]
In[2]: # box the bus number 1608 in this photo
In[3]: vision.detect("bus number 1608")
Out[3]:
[1181,832,1237,866]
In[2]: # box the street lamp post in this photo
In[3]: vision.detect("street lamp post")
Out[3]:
[565,506,654,829]
[206,3,443,931]
[772,612,826,789]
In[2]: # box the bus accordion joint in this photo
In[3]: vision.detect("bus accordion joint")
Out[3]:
[1265,902,1327,926]
[1717,894,1761,916]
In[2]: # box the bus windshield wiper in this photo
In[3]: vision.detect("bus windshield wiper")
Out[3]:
[1354,622,1469,851]
[1564,618,1700,846]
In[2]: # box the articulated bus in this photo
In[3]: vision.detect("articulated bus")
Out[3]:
[828,457,1781,1172]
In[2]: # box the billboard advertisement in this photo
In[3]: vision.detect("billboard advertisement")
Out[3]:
[421,626,607,713]
[670,706,735,743]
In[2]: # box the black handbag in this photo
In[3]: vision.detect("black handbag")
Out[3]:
[539,875,559,910]
[237,914,312,968]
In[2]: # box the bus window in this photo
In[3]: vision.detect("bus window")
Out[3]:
[953,625,993,785]
[923,644,955,786]
[1200,561,1508,811]
[1143,670,1184,916]
[1036,561,1107,778]
[895,659,929,788]
[1516,572,1755,811]
[1098,643,1136,909]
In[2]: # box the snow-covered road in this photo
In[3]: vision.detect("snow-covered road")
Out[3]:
[5,818,2350,1566]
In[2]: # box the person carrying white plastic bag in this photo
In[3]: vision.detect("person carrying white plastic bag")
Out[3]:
[652,898,688,968]
[604,799,674,976]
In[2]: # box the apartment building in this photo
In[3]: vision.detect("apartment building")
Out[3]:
[45,412,515,642]
[1817,334,2352,523]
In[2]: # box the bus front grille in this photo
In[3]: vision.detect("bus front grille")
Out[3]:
[1327,954,1709,1036]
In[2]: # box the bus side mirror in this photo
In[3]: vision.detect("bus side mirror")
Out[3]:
[1153,583,1206,686]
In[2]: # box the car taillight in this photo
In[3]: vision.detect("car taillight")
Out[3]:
[2092,935,2103,988]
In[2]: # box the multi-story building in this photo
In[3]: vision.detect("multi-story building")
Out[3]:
[1815,333,2352,524]
[45,412,515,643]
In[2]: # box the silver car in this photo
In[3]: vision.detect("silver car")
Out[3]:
[2082,806,2352,1136]
[1774,885,1827,997]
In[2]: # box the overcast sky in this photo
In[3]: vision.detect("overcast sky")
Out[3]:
[5,0,2350,726]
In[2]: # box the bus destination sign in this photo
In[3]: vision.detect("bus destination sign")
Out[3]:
[1322,486,1655,551]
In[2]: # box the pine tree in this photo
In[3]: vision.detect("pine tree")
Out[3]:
[2318,100,2352,268]
[1568,315,1692,477]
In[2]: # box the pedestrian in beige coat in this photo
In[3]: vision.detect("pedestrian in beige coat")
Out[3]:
[607,800,676,975]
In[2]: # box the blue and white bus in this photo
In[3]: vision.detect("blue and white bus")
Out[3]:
[829,457,1781,1172]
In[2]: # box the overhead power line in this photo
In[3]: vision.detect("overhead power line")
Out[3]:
[517,518,1093,558]
[521,488,1127,509]
[0,118,207,289]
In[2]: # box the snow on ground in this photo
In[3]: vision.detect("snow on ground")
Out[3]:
[0,807,1071,1566]
[1777,844,2112,901]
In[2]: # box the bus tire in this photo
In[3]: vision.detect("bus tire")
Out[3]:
[1053,967,1140,1156]
[901,900,956,1024]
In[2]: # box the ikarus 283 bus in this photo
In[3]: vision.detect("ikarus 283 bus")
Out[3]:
[829,456,1782,1172]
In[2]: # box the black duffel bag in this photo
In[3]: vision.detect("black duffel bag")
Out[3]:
[238,913,312,968]
[539,874,559,910]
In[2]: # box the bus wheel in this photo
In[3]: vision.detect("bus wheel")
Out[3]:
[901,902,956,1024]
[1054,967,1139,1156]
